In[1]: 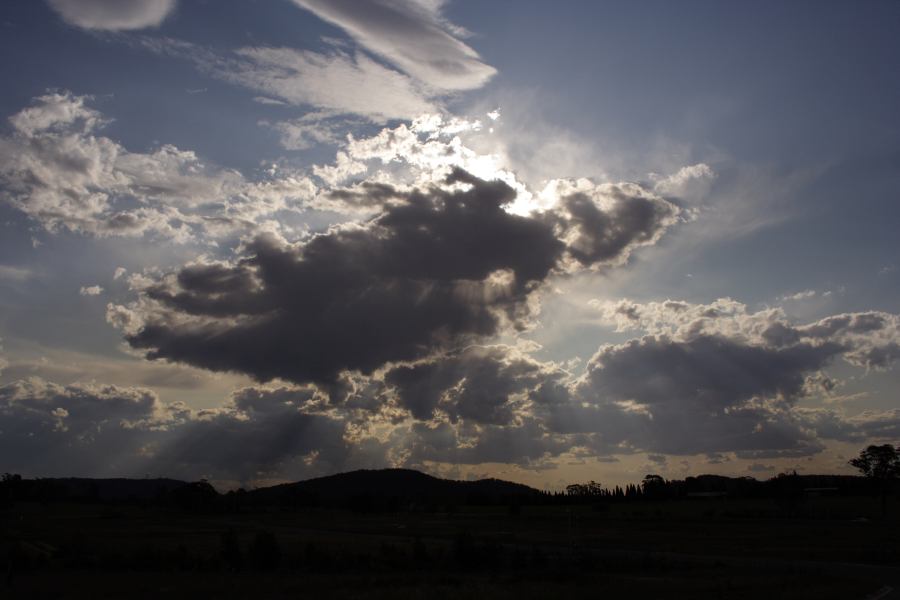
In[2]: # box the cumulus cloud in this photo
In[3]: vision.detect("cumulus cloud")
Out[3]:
[0,377,167,475]
[150,385,354,481]
[559,335,840,457]
[385,345,553,424]
[547,298,900,457]
[543,179,681,269]
[5,301,899,479]
[320,115,501,190]
[108,168,682,386]
[79,285,103,296]
[0,376,373,482]
[48,0,176,31]
[110,172,561,384]
[396,416,568,468]
[291,0,496,91]
[590,297,900,368]
[0,93,317,240]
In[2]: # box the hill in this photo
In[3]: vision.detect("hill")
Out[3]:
[240,468,542,507]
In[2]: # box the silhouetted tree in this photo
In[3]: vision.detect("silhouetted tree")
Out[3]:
[1,473,22,507]
[641,474,665,499]
[565,480,604,501]
[773,470,805,517]
[850,444,900,517]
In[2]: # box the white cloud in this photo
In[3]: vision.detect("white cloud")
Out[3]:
[531,298,900,458]
[291,0,496,91]
[140,36,439,123]
[0,92,318,240]
[779,289,817,302]
[79,285,104,296]
[252,96,288,106]
[133,0,495,124]
[47,0,176,31]
[651,162,715,199]
[312,115,519,195]
[261,112,351,151]
[590,298,900,370]
[0,266,34,282]
[232,46,437,122]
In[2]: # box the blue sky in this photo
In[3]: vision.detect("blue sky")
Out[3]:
[0,0,898,489]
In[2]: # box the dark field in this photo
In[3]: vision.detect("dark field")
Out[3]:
[3,494,899,599]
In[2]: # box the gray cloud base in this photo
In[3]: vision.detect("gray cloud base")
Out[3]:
[115,170,679,385]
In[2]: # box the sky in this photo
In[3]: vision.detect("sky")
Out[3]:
[1,0,899,490]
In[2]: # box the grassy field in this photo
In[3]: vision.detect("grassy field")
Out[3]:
[3,495,899,598]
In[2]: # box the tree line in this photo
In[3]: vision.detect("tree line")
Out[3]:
[3,445,896,511]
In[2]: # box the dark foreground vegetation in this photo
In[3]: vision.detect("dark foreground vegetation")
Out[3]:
[2,468,899,599]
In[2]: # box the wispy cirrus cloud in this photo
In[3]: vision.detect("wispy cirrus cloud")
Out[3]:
[0,266,34,282]
[47,0,176,31]
[132,0,496,134]
[291,0,496,91]
[138,36,438,124]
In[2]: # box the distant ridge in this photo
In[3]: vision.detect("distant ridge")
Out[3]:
[241,468,542,506]
[4,471,875,507]
[6,469,541,506]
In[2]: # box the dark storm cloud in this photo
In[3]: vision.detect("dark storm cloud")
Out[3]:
[0,376,161,430]
[397,417,568,467]
[121,171,560,383]
[849,342,900,370]
[384,345,548,424]
[571,334,841,456]
[549,184,680,267]
[114,170,678,386]
[230,384,321,414]
[843,409,900,441]
[0,376,365,482]
[584,335,844,410]
[798,313,888,338]
[0,377,167,475]
[150,397,350,481]
[385,332,867,464]
[530,300,900,458]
